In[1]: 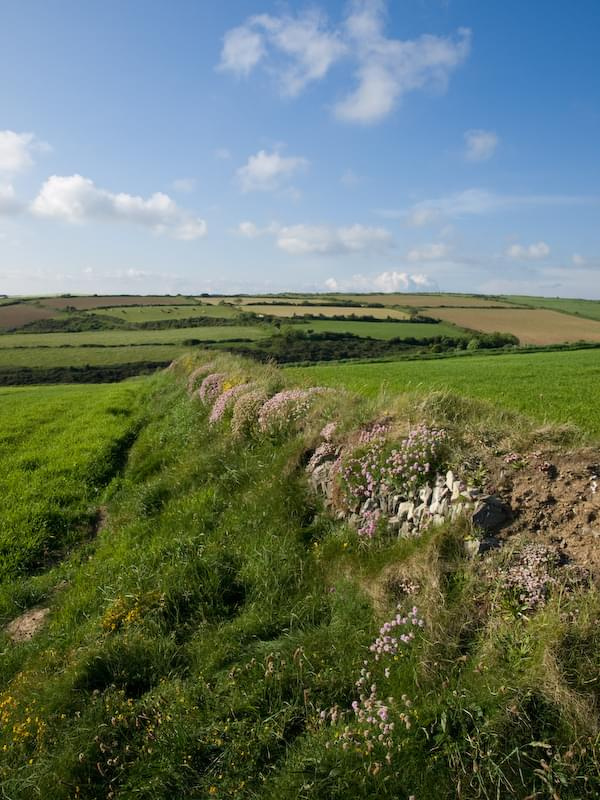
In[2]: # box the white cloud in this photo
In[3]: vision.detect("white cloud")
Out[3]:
[31,174,207,240]
[276,223,393,255]
[219,2,470,123]
[0,130,50,174]
[325,270,436,292]
[219,9,346,96]
[219,25,265,76]
[399,189,597,227]
[237,221,262,238]
[336,4,470,123]
[171,177,196,193]
[506,241,551,260]
[236,219,393,255]
[464,129,499,162]
[236,149,308,192]
[406,242,449,262]
[572,253,586,266]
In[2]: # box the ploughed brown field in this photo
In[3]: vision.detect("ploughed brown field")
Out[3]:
[430,307,600,345]
[34,295,198,310]
[247,304,409,319]
[0,303,57,330]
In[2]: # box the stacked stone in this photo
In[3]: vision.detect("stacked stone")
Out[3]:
[307,449,510,544]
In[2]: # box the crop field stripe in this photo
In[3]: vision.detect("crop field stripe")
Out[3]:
[501,295,600,322]
[287,348,600,437]
[294,319,470,339]
[32,295,200,310]
[0,325,268,348]
[429,307,600,345]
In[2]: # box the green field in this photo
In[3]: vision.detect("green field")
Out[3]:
[0,381,146,581]
[97,303,239,322]
[0,344,190,368]
[295,319,470,339]
[502,295,600,321]
[288,348,600,436]
[0,325,266,349]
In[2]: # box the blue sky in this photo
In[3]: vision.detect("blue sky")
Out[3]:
[1,0,599,297]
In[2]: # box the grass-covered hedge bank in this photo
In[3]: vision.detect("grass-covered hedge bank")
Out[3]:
[1,352,600,799]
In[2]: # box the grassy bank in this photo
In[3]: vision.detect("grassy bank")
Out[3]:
[1,353,600,799]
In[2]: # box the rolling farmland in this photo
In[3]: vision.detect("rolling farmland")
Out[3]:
[245,303,410,318]
[34,295,198,310]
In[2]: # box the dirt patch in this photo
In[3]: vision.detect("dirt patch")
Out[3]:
[483,448,600,574]
[5,607,50,642]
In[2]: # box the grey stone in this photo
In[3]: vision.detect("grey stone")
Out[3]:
[471,496,511,533]
[432,514,445,526]
[419,485,433,504]
[438,498,449,516]
[446,470,455,490]
[398,501,414,520]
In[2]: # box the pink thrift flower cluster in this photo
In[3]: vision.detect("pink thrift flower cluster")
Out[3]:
[319,606,424,771]
[187,363,214,394]
[197,372,226,404]
[383,425,447,497]
[306,442,338,473]
[231,389,268,438]
[358,508,381,539]
[340,425,446,528]
[209,382,252,424]
[500,543,562,610]
[320,421,337,441]
[258,387,327,434]
[358,422,391,444]
[370,605,424,661]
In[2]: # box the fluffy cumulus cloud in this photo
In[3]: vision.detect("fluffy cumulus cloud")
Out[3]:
[505,241,551,260]
[464,129,499,161]
[406,242,449,261]
[236,149,308,192]
[219,1,470,123]
[325,270,435,292]
[31,174,207,240]
[238,219,393,255]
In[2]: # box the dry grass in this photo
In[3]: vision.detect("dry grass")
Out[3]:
[428,307,600,344]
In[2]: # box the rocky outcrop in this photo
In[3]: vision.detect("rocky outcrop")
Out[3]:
[307,448,511,541]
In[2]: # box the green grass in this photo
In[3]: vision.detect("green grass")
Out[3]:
[95,303,239,322]
[502,295,600,321]
[295,319,470,339]
[0,325,267,349]
[0,344,191,368]
[1,355,600,798]
[0,381,147,582]
[287,348,600,437]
